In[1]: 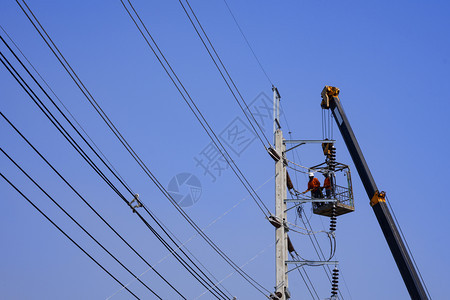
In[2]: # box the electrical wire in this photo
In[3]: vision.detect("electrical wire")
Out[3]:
[0,45,230,300]
[16,0,272,227]
[0,25,132,192]
[134,207,230,300]
[109,174,274,298]
[289,252,320,300]
[221,0,273,86]
[0,148,162,299]
[286,221,328,236]
[119,0,271,220]
[178,0,271,149]
[0,112,186,299]
[284,130,347,299]
[386,195,432,299]
[13,1,351,298]
[145,209,235,299]
[0,51,125,201]
[179,0,344,292]
[118,1,274,295]
[0,35,135,199]
[300,205,344,299]
[3,15,233,296]
[195,241,275,300]
[0,173,140,300]
[286,161,310,175]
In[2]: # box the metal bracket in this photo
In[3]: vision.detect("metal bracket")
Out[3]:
[284,139,336,153]
[129,194,142,213]
[286,261,339,273]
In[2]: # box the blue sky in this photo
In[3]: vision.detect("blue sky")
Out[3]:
[1,0,449,299]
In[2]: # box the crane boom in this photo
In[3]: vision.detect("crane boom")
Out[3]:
[321,86,428,300]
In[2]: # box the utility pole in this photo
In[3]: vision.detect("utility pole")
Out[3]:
[273,86,289,299]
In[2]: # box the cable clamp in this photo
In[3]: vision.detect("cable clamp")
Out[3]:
[129,193,142,213]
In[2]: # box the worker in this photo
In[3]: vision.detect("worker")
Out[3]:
[323,172,332,198]
[303,172,323,199]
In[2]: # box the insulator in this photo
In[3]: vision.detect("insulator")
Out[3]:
[329,204,337,232]
[327,146,337,171]
[331,267,339,297]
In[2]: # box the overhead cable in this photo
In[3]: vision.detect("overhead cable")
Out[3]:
[111,174,274,298]
[289,252,320,300]
[221,0,273,86]
[285,124,352,299]
[16,0,270,296]
[1,148,162,299]
[119,0,271,219]
[179,0,271,148]
[1,112,186,299]
[16,0,271,251]
[118,1,272,294]
[0,173,140,300]
[0,25,132,192]
[0,44,229,299]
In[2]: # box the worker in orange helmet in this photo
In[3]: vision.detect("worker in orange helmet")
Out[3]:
[323,172,332,198]
[303,172,323,199]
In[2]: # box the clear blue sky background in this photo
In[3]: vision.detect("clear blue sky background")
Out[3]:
[1,0,449,299]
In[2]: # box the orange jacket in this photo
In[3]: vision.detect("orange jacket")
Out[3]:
[324,177,331,190]
[308,178,321,191]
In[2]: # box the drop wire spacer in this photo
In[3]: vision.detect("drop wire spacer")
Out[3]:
[129,193,142,213]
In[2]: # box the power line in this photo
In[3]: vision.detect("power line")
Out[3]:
[1,148,162,299]
[13,7,271,295]
[15,1,298,298]
[0,25,132,192]
[212,7,329,295]
[0,112,186,299]
[0,35,135,198]
[118,1,272,295]
[139,207,231,300]
[0,43,230,299]
[298,192,345,300]
[5,1,356,298]
[179,0,271,148]
[148,209,235,299]
[111,174,274,298]
[119,0,271,219]
[195,241,275,300]
[181,1,343,297]
[289,252,320,300]
[222,0,273,86]
[0,173,140,300]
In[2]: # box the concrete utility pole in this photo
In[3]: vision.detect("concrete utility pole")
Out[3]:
[273,87,289,299]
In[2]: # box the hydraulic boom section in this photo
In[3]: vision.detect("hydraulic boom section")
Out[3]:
[321,86,428,300]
